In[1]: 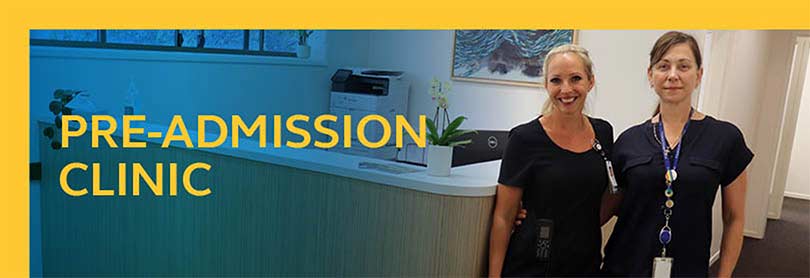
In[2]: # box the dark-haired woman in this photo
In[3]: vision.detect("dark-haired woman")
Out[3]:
[601,31,753,277]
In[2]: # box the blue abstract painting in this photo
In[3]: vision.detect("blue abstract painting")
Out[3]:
[452,30,576,87]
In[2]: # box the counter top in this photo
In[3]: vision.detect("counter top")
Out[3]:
[40,118,500,197]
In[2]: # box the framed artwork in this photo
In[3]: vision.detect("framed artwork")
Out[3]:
[451,30,578,87]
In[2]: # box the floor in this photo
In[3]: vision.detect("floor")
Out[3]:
[710,197,810,277]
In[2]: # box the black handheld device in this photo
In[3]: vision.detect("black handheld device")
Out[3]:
[535,218,554,262]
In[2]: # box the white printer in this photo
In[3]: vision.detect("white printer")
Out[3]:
[328,68,410,160]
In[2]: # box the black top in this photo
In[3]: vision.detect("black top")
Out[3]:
[498,116,614,277]
[602,116,754,277]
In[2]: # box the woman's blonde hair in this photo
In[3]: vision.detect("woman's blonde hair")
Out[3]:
[541,44,595,116]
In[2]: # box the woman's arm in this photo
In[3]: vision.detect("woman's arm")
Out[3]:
[717,170,747,278]
[599,189,623,226]
[489,184,523,278]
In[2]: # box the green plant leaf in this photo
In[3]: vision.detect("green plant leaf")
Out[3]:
[443,129,477,142]
[425,118,440,145]
[439,129,476,146]
[444,116,467,133]
[438,116,467,143]
[448,139,472,147]
[55,89,83,102]
[53,89,65,99]
[54,89,76,99]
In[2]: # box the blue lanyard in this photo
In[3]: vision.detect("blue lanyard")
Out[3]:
[658,108,693,177]
[656,108,693,257]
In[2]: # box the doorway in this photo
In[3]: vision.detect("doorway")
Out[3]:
[768,36,810,219]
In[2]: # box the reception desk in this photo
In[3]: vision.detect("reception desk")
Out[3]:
[37,120,498,276]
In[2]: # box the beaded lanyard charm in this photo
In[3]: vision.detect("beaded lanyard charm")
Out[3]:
[656,108,693,258]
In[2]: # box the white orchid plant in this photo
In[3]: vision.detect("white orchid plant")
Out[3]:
[426,77,475,147]
[298,30,314,46]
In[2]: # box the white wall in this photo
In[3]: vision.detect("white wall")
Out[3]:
[763,32,810,219]
[785,57,810,199]
[365,30,689,138]
[365,31,544,131]
[29,31,370,162]
[698,31,773,265]
[581,31,707,133]
[722,31,772,239]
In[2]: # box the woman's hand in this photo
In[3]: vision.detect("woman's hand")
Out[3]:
[514,205,527,227]
[600,189,623,226]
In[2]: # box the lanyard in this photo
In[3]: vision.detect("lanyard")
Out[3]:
[592,138,619,194]
[657,108,693,257]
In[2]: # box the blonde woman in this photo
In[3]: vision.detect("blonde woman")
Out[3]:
[489,44,615,277]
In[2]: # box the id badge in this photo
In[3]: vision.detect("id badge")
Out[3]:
[652,257,673,278]
[605,160,620,194]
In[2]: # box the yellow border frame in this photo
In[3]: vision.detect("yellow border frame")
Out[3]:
[2,0,809,275]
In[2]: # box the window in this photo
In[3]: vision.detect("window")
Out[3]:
[30,30,98,42]
[30,30,314,58]
[201,30,244,50]
[106,30,175,46]
[262,30,298,53]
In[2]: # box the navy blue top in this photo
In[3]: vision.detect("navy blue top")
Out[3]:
[498,116,614,276]
[602,116,754,277]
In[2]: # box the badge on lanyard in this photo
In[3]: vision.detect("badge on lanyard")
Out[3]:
[605,160,619,194]
[653,257,673,278]
[653,108,693,278]
[593,139,620,194]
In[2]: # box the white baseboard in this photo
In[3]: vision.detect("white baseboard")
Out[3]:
[710,250,721,266]
[784,191,810,200]
[713,230,762,266]
[744,228,764,239]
